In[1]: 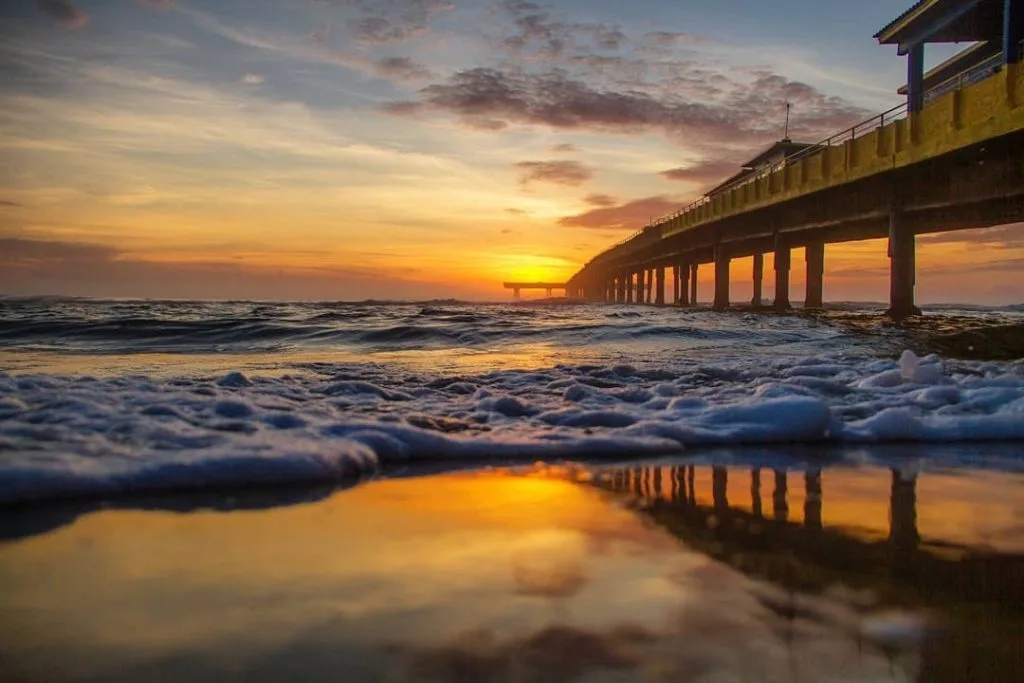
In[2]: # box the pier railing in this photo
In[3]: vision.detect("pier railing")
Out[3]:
[590,101,911,264]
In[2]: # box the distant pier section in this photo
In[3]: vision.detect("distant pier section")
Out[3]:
[503,282,568,299]
[565,0,1024,317]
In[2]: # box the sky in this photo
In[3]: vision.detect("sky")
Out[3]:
[0,0,1021,303]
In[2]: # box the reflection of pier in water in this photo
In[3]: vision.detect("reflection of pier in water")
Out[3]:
[598,465,1022,605]
[594,464,1024,681]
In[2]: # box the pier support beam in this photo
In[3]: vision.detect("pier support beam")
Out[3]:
[907,43,925,114]
[689,263,698,306]
[672,265,680,304]
[713,246,730,310]
[626,273,634,304]
[774,236,791,311]
[887,212,921,317]
[805,240,825,309]
[655,267,665,305]
[1006,0,1023,65]
[751,252,764,307]
[678,262,690,306]
[647,269,655,303]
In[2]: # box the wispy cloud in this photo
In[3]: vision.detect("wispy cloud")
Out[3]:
[558,196,681,230]
[919,223,1024,249]
[35,0,88,29]
[337,0,455,44]
[494,0,625,59]
[373,56,433,81]
[644,31,711,46]
[514,160,593,187]
[659,159,740,190]
[135,0,175,9]
[241,73,265,85]
[583,193,616,207]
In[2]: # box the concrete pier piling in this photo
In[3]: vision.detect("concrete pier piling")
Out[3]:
[751,252,764,307]
[774,237,791,311]
[805,241,825,309]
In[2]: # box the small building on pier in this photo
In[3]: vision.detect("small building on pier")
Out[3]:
[705,139,816,197]
[875,0,1022,112]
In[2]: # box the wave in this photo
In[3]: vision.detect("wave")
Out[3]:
[0,301,810,353]
[3,350,1024,505]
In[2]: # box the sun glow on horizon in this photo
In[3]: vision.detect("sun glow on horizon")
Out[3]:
[0,0,1022,302]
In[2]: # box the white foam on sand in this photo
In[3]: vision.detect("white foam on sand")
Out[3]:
[2,350,1024,503]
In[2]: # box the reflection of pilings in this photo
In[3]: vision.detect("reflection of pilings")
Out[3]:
[804,468,822,530]
[712,466,729,512]
[751,468,763,518]
[890,468,920,554]
[686,465,695,504]
[773,470,789,522]
[653,467,663,499]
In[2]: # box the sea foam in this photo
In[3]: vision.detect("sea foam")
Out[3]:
[2,349,1024,504]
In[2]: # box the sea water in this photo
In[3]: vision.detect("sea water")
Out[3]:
[3,297,1024,682]
[1,297,1024,504]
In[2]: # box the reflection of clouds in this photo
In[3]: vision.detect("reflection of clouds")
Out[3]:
[511,554,585,600]
[398,624,652,683]
[1,469,939,682]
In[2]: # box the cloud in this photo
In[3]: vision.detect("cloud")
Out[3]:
[0,238,486,301]
[35,0,88,29]
[373,57,433,81]
[135,0,174,9]
[583,193,616,207]
[0,200,23,208]
[645,31,710,45]
[495,1,626,59]
[551,143,577,153]
[340,0,455,44]
[558,195,681,230]
[242,73,265,85]
[504,208,526,215]
[0,237,118,263]
[385,67,866,145]
[514,160,593,187]
[659,159,740,189]
[919,223,1024,249]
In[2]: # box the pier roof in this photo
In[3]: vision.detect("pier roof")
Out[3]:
[875,0,1006,54]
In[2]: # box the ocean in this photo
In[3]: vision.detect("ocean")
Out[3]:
[3,297,1024,682]
[1,296,1023,504]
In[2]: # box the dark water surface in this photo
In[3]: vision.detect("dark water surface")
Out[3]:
[1,457,1022,682]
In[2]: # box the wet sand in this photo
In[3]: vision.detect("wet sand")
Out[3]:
[2,455,1022,683]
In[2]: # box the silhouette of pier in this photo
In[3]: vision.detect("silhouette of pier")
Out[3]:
[595,464,1022,603]
[566,0,1024,317]
[588,463,1024,681]
[502,282,567,299]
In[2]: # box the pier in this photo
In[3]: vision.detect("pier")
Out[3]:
[565,0,1024,317]
[503,282,568,299]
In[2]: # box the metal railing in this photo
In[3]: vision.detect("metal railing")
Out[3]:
[584,54,1013,270]
[585,101,912,266]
